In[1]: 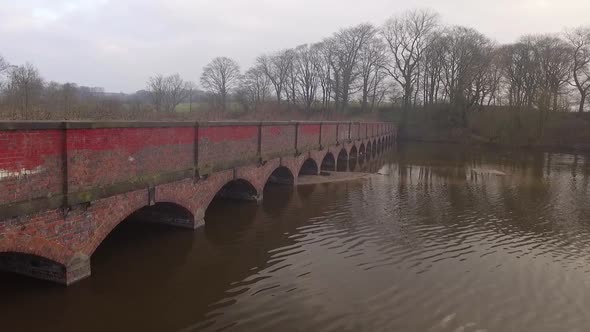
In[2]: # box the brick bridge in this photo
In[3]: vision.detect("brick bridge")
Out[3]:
[0,120,395,285]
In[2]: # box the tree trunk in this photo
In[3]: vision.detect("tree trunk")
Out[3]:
[579,93,586,113]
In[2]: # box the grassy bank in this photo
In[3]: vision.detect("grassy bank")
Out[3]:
[380,107,590,152]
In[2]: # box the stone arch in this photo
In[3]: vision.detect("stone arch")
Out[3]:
[84,192,196,258]
[349,146,358,171]
[212,179,260,202]
[299,158,319,176]
[265,166,295,186]
[336,148,348,172]
[320,152,336,172]
[83,190,150,257]
[0,235,72,266]
[202,177,261,224]
[127,202,196,229]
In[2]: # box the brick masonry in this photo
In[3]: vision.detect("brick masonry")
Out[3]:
[0,120,396,284]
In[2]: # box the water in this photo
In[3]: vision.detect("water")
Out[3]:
[2,142,590,332]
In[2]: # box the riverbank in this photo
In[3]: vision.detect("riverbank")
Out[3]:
[381,107,590,152]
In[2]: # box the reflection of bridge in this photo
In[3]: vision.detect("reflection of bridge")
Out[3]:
[0,121,395,285]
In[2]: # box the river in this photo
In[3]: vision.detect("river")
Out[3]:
[2,142,590,332]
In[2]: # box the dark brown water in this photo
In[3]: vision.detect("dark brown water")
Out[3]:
[2,142,590,332]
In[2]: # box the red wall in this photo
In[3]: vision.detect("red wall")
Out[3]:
[0,130,64,204]
[67,127,194,192]
[261,124,296,159]
[0,120,394,211]
[297,124,320,152]
[197,125,258,174]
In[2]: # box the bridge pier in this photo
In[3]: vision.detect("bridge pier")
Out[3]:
[0,252,90,285]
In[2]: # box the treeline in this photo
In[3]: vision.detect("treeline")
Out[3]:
[1,9,590,121]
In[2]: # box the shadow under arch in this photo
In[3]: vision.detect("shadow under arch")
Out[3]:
[366,142,372,161]
[349,146,358,171]
[265,166,295,186]
[87,200,198,257]
[321,152,336,172]
[202,177,261,243]
[212,179,260,202]
[337,148,349,172]
[359,144,366,165]
[203,178,260,228]
[91,202,197,285]
[299,158,319,176]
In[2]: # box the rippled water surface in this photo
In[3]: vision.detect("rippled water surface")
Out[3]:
[3,142,590,332]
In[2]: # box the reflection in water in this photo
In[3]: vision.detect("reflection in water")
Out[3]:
[2,142,590,331]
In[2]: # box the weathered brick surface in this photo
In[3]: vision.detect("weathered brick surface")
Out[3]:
[0,120,395,284]
[198,125,258,174]
[297,124,320,152]
[337,123,350,143]
[351,123,361,141]
[361,123,369,139]
[261,124,296,160]
[0,130,64,204]
[68,127,194,193]
[321,123,338,147]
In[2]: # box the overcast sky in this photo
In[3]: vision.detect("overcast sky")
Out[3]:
[1,0,589,93]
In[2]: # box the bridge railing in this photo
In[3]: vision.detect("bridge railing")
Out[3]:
[0,120,395,219]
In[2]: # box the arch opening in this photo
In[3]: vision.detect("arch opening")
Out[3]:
[299,158,319,176]
[214,179,260,202]
[129,202,196,229]
[266,166,295,186]
[349,146,358,171]
[337,149,348,172]
[205,179,260,230]
[359,144,366,165]
[320,153,336,172]
[371,141,377,158]
[366,142,372,161]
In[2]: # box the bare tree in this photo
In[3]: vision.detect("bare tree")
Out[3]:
[382,9,439,109]
[421,31,445,105]
[164,74,189,113]
[311,42,333,110]
[257,51,291,105]
[566,27,590,113]
[329,23,376,112]
[534,36,571,112]
[500,38,541,110]
[0,55,9,79]
[293,44,319,111]
[146,74,167,112]
[358,34,387,112]
[240,65,271,110]
[147,73,190,112]
[6,63,44,118]
[200,57,241,110]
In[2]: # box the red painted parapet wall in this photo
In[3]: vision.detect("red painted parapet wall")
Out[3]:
[0,121,396,220]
